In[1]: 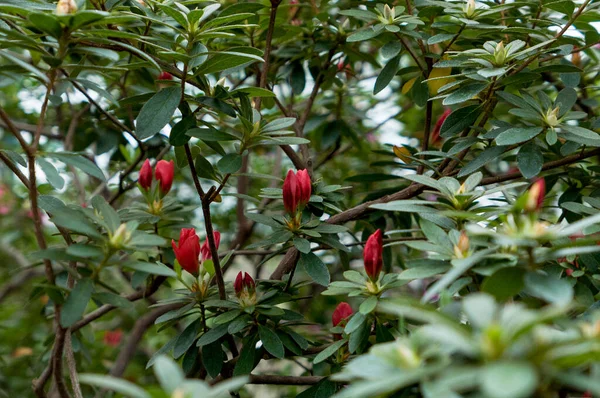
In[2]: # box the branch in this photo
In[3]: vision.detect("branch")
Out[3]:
[0,150,30,188]
[248,374,324,385]
[65,331,83,398]
[110,303,183,377]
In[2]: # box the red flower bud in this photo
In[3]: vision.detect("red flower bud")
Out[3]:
[155,160,174,196]
[158,71,173,80]
[525,178,545,212]
[234,271,256,301]
[332,302,353,327]
[431,108,451,145]
[200,231,221,261]
[103,330,123,347]
[565,268,574,277]
[283,169,312,215]
[172,228,200,274]
[364,229,383,280]
[138,159,153,190]
[297,169,312,206]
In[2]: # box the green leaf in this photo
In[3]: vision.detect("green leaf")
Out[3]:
[217,153,242,174]
[169,115,196,146]
[457,145,506,177]
[440,105,482,137]
[91,195,120,233]
[60,278,94,327]
[258,325,284,359]
[427,33,456,45]
[136,87,181,140]
[374,55,400,95]
[48,152,106,181]
[262,117,296,133]
[380,41,402,59]
[28,12,62,38]
[359,296,378,314]
[517,142,543,179]
[234,334,259,376]
[482,267,525,301]
[293,237,311,254]
[0,51,49,83]
[481,362,538,398]
[443,83,487,106]
[532,64,582,74]
[125,262,176,277]
[197,324,229,347]
[398,263,450,280]
[196,47,264,75]
[299,252,330,286]
[495,127,543,146]
[79,374,150,398]
[37,157,64,189]
[174,319,202,359]
[344,312,366,334]
[524,272,573,306]
[153,356,184,394]
[202,342,224,378]
[313,339,347,364]
[347,27,381,42]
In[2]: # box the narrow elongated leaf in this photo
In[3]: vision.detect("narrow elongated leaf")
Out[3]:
[136,87,181,140]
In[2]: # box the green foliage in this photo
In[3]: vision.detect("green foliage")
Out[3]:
[0,0,599,397]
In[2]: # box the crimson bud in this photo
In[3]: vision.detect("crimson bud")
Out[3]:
[282,169,312,215]
[332,302,353,327]
[138,159,153,191]
[172,228,201,275]
[363,229,383,280]
[155,160,174,196]
[431,108,451,145]
[158,71,173,80]
[200,231,221,262]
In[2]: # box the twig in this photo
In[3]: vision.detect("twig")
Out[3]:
[248,374,324,385]
[65,331,83,398]
[0,150,30,188]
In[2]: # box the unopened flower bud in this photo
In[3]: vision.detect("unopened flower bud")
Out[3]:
[395,342,421,369]
[364,230,383,280]
[283,169,312,216]
[494,42,507,65]
[332,302,353,327]
[464,0,476,17]
[234,271,256,305]
[454,231,470,258]
[524,178,545,213]
[56,0,77,15]
[544,107,560,127]
[172,228,200,275]
[109,223,132,249]
[138,159,152,191]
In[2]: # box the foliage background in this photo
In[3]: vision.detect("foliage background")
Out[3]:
[1,0,600,397]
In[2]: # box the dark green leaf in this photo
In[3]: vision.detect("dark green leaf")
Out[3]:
[517,142,543,179]
[258,325,284,359]
[136,87,181,140]
[60,278,94,327]
[299,252,330,286]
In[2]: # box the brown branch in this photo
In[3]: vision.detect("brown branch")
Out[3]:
[184,143,205,199]
[65,331,83,398]
[110,303,183,377]
[248,374,324,385]
[0,150,30,188]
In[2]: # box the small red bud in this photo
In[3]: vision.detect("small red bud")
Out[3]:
[364,230,383,280]
[283,169,312,216]
[431,108,451,145]
[234,271,256,300]
[172,228,200,275]
[155,160,174,196]
[200,231,221,261]
[103,330,123,347]
[139,159,153,190]
[332,302,353,327]
[158,71,173,81]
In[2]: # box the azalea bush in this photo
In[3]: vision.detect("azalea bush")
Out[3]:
[1,0,600,397]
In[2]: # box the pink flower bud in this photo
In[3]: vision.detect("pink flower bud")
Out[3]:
[172,228,200,275]
[332,302,353,327]
[283,169,312,216]
[155,160,174,196]
[363,230,383,280]
[525,178,545,212]
[138,159,153,191]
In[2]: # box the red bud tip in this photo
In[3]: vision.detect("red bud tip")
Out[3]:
[525,177,545,212]
[138,159,153,190]
[283,169,312,216]
[155,160,174,196]
[332,302,353,327]
[158,71,173,80]
[200,231,221,261]
[103,329,123,347]
[172,228,200,274]
[234,271,255,298]
[363,229,384,280]
[431,108,451,145]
